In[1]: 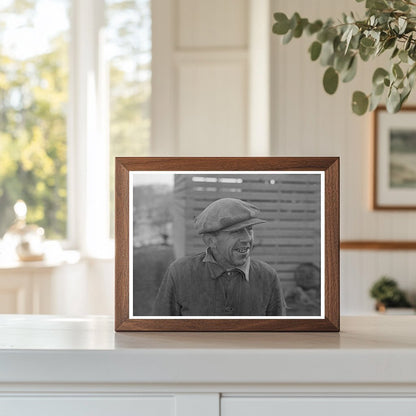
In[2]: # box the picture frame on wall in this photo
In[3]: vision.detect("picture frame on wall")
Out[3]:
[374,106,416,210]
[115,157,339,332]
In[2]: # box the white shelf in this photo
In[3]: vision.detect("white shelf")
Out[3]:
[0,315,415,387]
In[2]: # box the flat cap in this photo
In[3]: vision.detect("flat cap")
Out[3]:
[194,198,266,234]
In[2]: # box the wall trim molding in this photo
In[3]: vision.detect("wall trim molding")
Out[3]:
[340,241,416,250]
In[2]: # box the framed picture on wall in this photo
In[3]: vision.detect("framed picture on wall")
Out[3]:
[374,106,416,209]
[115,157,339,332]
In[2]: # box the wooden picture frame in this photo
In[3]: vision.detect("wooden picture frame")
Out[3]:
[115,157,339,331]
[373,106,416,210]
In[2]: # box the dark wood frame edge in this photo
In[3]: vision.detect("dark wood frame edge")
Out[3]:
[115,157,340,332]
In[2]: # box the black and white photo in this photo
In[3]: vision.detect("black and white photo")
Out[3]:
[130,172,324,318]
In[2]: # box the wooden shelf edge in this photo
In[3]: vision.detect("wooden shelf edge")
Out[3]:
[341,241,416,250]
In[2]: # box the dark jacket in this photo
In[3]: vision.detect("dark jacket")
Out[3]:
[153,252,286,316]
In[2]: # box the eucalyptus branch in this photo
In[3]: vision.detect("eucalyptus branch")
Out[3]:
[272,0,416,115]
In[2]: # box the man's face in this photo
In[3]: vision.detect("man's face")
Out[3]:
[210,226,254,268]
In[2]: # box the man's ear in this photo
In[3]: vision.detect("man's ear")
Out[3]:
[202,233,216,248]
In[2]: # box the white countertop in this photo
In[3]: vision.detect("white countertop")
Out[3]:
[0,315,415,387]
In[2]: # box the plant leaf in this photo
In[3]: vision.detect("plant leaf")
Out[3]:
[342,56,357,82]
[393,63,404,79]
[282,29,294,44]
[391,47,399,59]
[398,16,407,34]
[309,41,322,61]
[320,40,335,66]
[405,33,413,50]
[366,0,388,11]
[323,67,339,94]
[386,87,401,112]
[307,20,323,35]
[273,13,290,35]
[369,92,383,111]
[372,67,389,86]
[352,91,369,115]
[399,49,408,63]
[374,82,385,96]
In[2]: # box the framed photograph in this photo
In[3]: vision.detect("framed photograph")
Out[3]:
[115,157,339,331]
[374,106,416,209]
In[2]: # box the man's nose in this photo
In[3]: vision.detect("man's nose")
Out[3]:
[240,228,253,241]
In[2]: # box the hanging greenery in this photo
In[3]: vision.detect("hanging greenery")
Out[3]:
[272,0,416,115]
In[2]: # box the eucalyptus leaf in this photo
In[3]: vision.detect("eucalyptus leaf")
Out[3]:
[293,18,308,38]
[369,92,383,111]
[408,70,416,88]
[405,33,414,51]
[398,17,407,34]
[399,49,408,63]
[391,47,399,59]
[383,37,396,50]
[323,67,339,94]
[386,87,401,112]
[393,0,409,12]
[400,85,411,106]
[282,29,294,44]
[360,37,375,48]
[409,44,416,60]
[393,63,404,79]
[320,40,335,66]
[408,63,416,77]
[334,52,351,72]
[366,0,388,10]
[352,91,369,115]
[273,13,290,35]
[373,82,385,96]
[307,20,323,35]
[342,56,358,82]
[309,41,322,61]
[359,44,375,61]
[317,30,328,43]
[289,12,301,32]
[372,68,389,85]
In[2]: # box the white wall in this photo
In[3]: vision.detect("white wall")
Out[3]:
[68,0,416,316]
[271,0,416,313]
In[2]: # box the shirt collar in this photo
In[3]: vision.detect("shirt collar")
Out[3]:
[202,248,250,282]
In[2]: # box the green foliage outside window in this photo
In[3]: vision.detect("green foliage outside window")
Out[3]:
[0,0,151,240]
[0,1,69,238]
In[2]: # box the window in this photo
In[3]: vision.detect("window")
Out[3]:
[0,0,151,253]
[106,0,151,237]
[0,0,70,239]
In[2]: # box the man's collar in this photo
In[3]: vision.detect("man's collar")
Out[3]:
[202,248,250,282]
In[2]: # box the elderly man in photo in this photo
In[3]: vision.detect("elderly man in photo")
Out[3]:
[153,198,286,316]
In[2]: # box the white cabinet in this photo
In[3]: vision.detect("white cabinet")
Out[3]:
[1,397,175,416]
[0,316,416,415]
[222,398,416,416]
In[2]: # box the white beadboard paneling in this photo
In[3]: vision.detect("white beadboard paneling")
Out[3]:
[175,394,219,416]
[341,251,416,314]
[177,60,247,156]
[177,0,248,49]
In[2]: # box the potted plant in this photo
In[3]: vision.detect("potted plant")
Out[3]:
[369,276,413,312]
[272,0,416,115]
